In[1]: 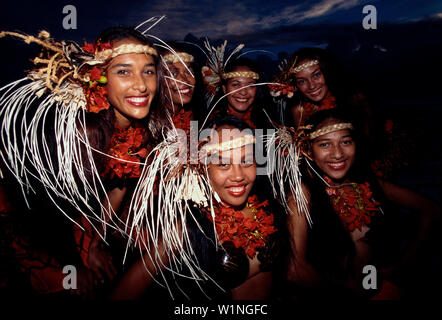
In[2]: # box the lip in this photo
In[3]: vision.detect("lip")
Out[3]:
[308,88,322,97]
[126,95,149,107]
[226,184,247,197]
[327,161,346,170]
[233,97,249,103]
[174,87,192,95]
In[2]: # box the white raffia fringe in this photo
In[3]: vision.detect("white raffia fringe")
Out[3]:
[264,127,312,226]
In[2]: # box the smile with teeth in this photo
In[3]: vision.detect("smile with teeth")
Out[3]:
[226,184,247,196]
[234,97,248,103]
[126,96,149,106]
[175,88,191,94]
[327,161,346,170]
[309,88,322,96]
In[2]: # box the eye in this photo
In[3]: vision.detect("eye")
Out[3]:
[242,158,255,167]
[217,163,231,169]
[144,68,156,75]
[117,69,130,76]
[319,142,329,147]
[313,71,321,79]
[297,79,305,86]
[341,139,353,145]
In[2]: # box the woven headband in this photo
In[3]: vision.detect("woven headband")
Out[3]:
[202,134,255,154]
[290,59,319,74]
[163,52,194,64]
[309,123,353,140]
[222,71,259,80]
[93,43,158,63]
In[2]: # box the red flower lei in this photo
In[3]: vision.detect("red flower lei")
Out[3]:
[300,91,337,121]
[207,195,277,258]
[172,108,193,134]
[325,177,381,232]
[226,106,255,129]
[101,125,148,179]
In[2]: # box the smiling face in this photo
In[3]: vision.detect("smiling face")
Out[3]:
[207,125,256,209]
[311,121,356,182]
[294,59,328,103]
[222,66,257,115]
[105,38,157,128]
[165,60,195,110]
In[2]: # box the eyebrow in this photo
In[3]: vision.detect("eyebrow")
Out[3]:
[315,134,352,142]
[109,62,155,69]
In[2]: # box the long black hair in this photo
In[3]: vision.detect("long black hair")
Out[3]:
[159,41,206,123]
[300,108,387,284]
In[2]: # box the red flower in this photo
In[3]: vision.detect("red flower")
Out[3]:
[84,85,110,113]
[101,126,148,179]
[90,67,102,82]
[82,42,95,54]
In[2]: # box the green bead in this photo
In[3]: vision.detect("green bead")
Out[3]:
[98,75,108,84]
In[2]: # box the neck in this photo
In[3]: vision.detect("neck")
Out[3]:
[114,108,133,129]
[227,106,252,119]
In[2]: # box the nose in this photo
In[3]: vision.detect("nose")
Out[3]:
[331,144,344,160]
[230,164,245,182]
[238,86,248,96]
[307,79,314,90]
[133,74,147,93]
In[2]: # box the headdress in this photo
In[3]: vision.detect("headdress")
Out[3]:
[162,52,194,64]
[290,59,319,74]
[309,122,353,140]
[200,39,259,107]
[0,29,158,236]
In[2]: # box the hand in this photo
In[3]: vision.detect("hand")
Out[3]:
[87,235,118,283]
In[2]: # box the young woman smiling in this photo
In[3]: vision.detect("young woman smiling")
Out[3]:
[110,117,280,300]
[282,108,439,300]
[159,43,204,132]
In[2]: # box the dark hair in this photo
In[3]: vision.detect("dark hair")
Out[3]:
[205,115,253,131]
[159,41,205,123]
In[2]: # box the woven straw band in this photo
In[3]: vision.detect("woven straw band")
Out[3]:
[163,52,194,64]
[222,71,259,80]
[290,59,319,74]
[94,44,158,62]
[309,123,353,140]
[202,134,255,154]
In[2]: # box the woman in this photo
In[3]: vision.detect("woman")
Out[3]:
[0,26,168,296]
[160,42,204,132]
[204,55,273,130]
[110,117,279,300]
[75,26,170,287]
[281,108,438,299]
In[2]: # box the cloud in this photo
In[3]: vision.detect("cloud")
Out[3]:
[128,0,364,40]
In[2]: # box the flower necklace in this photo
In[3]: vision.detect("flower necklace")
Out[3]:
[172,108,193,134]
[207,195,277,258]
[226,106,255,129]
[101,125,148,179]
[299,90,336,122]
[324,176,381,232]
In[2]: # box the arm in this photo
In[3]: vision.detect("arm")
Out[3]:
[378,180,439,266]
[286,185,321,287]
[110,239,169,300]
